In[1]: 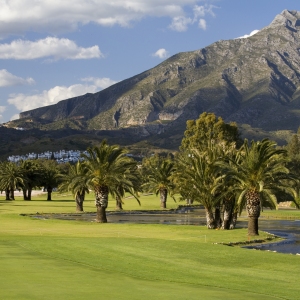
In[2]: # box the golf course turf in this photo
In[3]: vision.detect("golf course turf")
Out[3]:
[0,193,299,299]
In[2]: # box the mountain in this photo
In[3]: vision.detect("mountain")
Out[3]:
[4,9,300,154]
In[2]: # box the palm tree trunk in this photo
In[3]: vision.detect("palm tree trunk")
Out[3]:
[116,196,123,210]
[222,199,234,230]
[96,206,107,223]
[9,188,15,200]
[248,217,259,236]
[95,186,108,223]
[22,189,27,200]
[28,188,32,200]
[205,208,215,229]
[47,187,52,201]
[160,188,168,208]
[246,190,261,236]
[214,205,222,228]
[23,189,29,200]
[5,188,10,200]
[229,212,238,229]
[75,192,84,212]
[26,184,33,200]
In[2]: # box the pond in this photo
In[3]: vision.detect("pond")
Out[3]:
[31,206,208,225]
[30,206,300,255]
[241,219,300,255]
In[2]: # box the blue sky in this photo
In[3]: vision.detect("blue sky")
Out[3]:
[1,0,300,123]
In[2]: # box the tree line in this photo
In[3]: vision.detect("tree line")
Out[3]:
[0,112,299,236]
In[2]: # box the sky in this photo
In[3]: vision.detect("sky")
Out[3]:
[1,0,300,123]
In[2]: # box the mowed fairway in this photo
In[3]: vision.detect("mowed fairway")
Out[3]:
[0,193,299,300]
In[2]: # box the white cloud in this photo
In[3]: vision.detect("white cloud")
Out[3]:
[193,4,216,19]
[169,16,193,32]
[198,19,206,30]
[81,77,118,89]
[0,69,35,87]
[152,48,169,59]
[0,1,214,36]
[0,37,102,60]
[238,30,259,39]
[7,77,117,112]
[169,4,216,32]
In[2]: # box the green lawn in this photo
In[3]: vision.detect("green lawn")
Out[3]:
[0,193,299,299]
[260,208,300,219]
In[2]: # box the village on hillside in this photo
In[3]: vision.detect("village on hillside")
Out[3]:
[7,150,86,164]
[7,149,139,164]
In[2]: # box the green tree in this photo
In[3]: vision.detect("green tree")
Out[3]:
[222,139,297,236]
[58,161,89,211]
[176,139,235,228]
[0,161,25,200]
[142,157,176,209]
[176,147,220,228]
[286,134,300,192]
[287,134,300,157]
[115,164,142,210]
[82,141,140,223]
[177,119,240,229]
[19,160,41,200]
[38,160,60,201]
[180,112,240,151]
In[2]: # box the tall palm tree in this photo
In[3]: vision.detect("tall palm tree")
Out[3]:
[58,161,90,211]
[213,143,240,230]
[38,160,60,201]
[19,160,41,200]
[176,149,220,228]
[0,161,25,200]
[214,183,238,230]
[176,140,237,228]
[142,158,176,209]
[222,139,297,236]
[82,141,140,223]
[115,165,142,210]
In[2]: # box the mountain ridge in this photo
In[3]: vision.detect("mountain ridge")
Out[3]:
[4,9,300,153]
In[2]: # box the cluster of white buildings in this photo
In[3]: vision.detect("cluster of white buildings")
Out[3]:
[7,150,142,164]
[7,150,88,164]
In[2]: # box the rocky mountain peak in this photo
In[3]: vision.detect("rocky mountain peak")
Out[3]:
[9,9,300,151]
[268,9,300,30]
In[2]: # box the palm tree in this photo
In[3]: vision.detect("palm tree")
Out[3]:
[213,143,240,230]
[38,160,60,201]
[19,160,41,200]
[115,165,142,210]
[176,149,220,228]
[215,184,238,230]
[82,141,140,223]
[222,139,297,236]
[58,161,89,211]
[0,161,25,200]
[142,158,176,209]
[176,140,238,228]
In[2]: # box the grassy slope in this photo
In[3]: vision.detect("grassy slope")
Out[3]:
[0,194,299,300]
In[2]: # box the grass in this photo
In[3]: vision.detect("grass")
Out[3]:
[0,193,300,299]
[261,209,300,219]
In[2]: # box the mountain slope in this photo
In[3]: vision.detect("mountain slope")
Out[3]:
[7,9,300,149]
